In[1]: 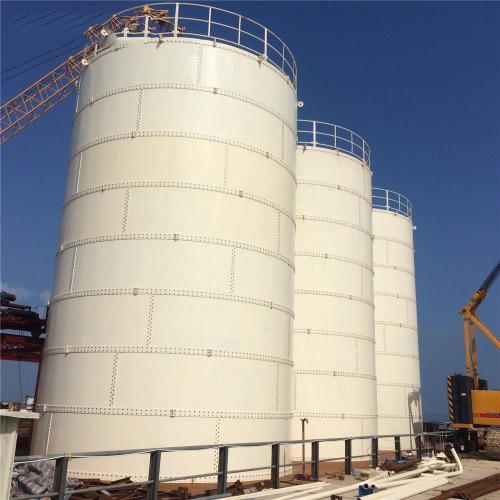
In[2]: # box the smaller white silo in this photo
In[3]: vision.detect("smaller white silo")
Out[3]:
[293,120,377,462]
[372,188,422,449]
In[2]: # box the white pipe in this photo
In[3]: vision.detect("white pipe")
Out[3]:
[274,485,325,499]
[364,448,463,500]
[363,475,450,500]
[235,481,327,499]
[371,477,432,490]
[379,477,450,500]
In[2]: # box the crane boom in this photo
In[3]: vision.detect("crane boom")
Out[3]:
[460,259,500,390]
[0,6,178,145]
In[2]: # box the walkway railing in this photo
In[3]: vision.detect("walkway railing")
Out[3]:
[114,3,297,90]
[297,120,371,168]
[12,431,449,500]
[372,188,412,219]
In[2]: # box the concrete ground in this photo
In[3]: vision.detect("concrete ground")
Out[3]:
[253,456,500,499]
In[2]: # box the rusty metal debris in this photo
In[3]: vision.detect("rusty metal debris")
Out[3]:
[429,472,500,499]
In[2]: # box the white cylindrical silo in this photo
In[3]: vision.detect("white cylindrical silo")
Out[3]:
[32,4,297,481]
[372,188,422,448]
[293,121,377,460]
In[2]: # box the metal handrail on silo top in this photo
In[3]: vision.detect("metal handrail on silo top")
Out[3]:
[115,2,297,90]
[297,119,371,168]
[372,187,412,219]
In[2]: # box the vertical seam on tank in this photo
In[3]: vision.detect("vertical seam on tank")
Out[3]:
[385,240,389,265]
[44,413,52,454]
[287,316,291,359]
[229,248,236,294]
[275,364,280,411]
[75,153,83,194]
[223,146,229,187]
[146,296,155,345]
[213,418,220,472]
[281,122,285,160]
[122,188,131,233]
[196,46,203,85]
[109,353,119,406]
[277,212,281,253]
[292,372,297,411]
[355,339,359,372]
[136,89,144,131]
[383,324,387,351]
[358,197,361,226]
[68,247,77,292]
[360,267,364,298]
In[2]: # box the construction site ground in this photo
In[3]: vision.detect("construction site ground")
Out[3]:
[261,455,500,500]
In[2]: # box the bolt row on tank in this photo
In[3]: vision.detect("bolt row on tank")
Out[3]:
[2,4,422,480]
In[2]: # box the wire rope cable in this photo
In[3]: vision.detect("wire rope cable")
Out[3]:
[1,35,83,75]
[1,43,84,83]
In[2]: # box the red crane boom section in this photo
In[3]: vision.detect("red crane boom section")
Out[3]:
[0,7,177,145]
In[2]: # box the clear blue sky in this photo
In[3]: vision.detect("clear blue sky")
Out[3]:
[1,1,499,422]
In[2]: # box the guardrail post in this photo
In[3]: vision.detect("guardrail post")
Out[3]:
[415,435,422,460]
[263,28,268,58]
[53,456,69,500]
[217,446,229,495]
[173,2,179,37]
[431,434,437,455]
[271,443,280,489]
[311,441,319,480]
[147,450,161,500]
[344,439,352,475]
[371,437,379,468]
[395,436,401,462]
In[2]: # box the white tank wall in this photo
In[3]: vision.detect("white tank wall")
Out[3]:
[293,122,377,460]
[372,189,422,448]
[32,26,297,480]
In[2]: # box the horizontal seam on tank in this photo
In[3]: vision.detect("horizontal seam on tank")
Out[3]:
[49,288,294,317]
[374,291,416,304]
[143,37,298,96]
[373,207,412,222]
[297,145,371,172]
[67,132,296,183]
[294,252,373,273]
[294,289,374,308]
[56,233,294,270]
[373,262,415,277]
[63,181,296,227]
[74,84,296,136]
[43,345,293,366]
[80,43,127,67]
[373,235,413,250]
[295,215,372,237]
[374,321,418,332]
[34,405,294,419]
[377,381,421,388]
[293,412,377,419]
[294,369,376,381]
[375,350,419,360]
[294,329,375,343]
[296,180,372,205]
[378,413,422,419]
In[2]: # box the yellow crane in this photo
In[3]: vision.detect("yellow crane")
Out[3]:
[447,259,500,458]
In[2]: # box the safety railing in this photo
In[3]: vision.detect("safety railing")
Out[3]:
[372,187,412,219]
[11,432,448,500]
[114,3,297,90]
[297,120,371,168]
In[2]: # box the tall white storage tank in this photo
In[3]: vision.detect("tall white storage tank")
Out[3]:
[293,120,377,460]
[372,189,422,447]
[32,5,297,481]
